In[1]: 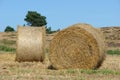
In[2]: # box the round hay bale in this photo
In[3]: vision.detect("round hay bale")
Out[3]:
[16,26,45,62]
[49,23,106,69]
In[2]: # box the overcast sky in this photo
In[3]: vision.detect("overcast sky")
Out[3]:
[0,0,120,32]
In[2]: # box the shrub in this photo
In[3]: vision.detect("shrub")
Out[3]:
[0,45,16,52]
[107,50,120,55]
[4,26,15,32]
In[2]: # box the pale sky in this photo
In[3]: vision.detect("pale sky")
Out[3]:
[0,0,120,32]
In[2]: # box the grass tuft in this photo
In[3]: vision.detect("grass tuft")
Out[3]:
[79,69,120,75]
[107,50,120,55]
[0,45,16,52]
[66,69,120,75]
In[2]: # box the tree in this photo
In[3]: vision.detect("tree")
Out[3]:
[24,11,47,26]
[46,27,52,34]
[4,26,15,32]
[24,11,58,34]
[46,27,59,34]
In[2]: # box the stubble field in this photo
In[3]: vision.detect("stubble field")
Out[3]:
[0,32,120,80]
[0,53,120,80]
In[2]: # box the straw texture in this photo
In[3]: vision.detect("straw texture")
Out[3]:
[16,26,45,62]
[49,23,106,69]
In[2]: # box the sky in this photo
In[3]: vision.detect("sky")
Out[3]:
[0,0,120,32]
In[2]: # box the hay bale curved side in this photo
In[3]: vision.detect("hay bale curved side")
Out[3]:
[49,23,106,69]
[16,26,45,62]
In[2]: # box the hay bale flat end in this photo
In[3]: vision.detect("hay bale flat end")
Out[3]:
[16,26,45,62]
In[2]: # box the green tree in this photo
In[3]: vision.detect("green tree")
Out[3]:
[4,26,15,32]
[46,27,59,34]
[46,27,52,34]
[24,11,47,26]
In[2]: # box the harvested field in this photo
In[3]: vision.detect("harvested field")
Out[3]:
[0,27,120,80]
[0,53,120,80]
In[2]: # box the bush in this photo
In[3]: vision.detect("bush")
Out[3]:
[46,27,60,34]
[107,50,120,55]
[4,26,15,32]
[0,45,16,52]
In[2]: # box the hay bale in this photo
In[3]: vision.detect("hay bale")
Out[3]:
[16,26,45,62]
[49,23,106,69]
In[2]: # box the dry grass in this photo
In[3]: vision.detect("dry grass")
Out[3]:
[100,55,120,70]
[0,32,16,41]
[0,53,120,80]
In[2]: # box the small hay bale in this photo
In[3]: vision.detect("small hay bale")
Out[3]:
[49,23,106,69]
[16,26,45,62]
